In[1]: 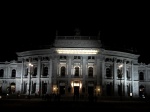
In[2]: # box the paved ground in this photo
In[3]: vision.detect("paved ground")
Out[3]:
[0,98,150,111]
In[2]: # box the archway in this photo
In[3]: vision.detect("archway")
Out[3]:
[139,85,145,98]
[10,82,16,94]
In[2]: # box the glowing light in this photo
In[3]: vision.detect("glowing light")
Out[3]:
[80,83,82,88]
[119,64,123,68]
[74,83,79,86]
[56,49,98,54]
[71,82,73,87]
[29,63,33,67]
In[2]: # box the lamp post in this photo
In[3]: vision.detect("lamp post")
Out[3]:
[28,63,33,99]
[119,64,123,100]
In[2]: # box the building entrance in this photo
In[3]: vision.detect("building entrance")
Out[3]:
[74,86,79,96]
[88,86,94,96]
[59,86,65,95]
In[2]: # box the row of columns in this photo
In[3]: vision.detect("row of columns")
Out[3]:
[20,56,135,97]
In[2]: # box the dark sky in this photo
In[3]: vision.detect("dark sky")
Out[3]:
[0,5,150,64]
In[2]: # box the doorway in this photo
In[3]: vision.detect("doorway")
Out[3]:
[88,86,94,96]
[59,86,65,95]
[74,86,79,96]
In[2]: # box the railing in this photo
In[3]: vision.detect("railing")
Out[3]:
[56,36,99,40]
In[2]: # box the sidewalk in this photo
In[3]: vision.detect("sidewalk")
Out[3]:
[1,95,149,104]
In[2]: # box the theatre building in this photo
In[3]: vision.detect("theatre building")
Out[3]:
[0,31,150,99]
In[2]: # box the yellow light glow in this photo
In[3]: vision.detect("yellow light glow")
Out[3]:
[71,82,73,87]
[80,83,82,88]
[119,64,123,68]
[29,63,33,67]
[56,49,98,54]
[130,93,132,96]
[74,83,79,86]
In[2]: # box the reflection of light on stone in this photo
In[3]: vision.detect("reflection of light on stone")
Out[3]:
[71,82,73,87]
[56,50,98,54]
[80,83,82,88]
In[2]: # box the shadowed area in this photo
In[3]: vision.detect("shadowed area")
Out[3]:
[0,99,150,111]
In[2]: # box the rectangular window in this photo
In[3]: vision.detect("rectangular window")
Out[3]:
[60,56,66,59]
[74,56,81,59]
[88,56,95,60]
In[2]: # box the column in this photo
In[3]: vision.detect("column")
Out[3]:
[101,56,105,95]
[48,57,52,94]
[21,58,24,93]
[36,56,41,95]
[97,55,100,86]
[68,56,72,93]
[52,55,58,93]
[82,56,86,89]
[27,59,31,95]
[123,59,127,96]
[113,58,117,96]
[131,61,134,97]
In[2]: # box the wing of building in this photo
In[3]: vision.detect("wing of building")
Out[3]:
[0,33,150,100]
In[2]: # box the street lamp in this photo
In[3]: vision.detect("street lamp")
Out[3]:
[119,64,123,100]
[28,63,33,99]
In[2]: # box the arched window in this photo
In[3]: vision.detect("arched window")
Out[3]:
[25,68,28,76]
[126,70,130,79]
[42,82,47,94]
[24,83,27,93]
[75,67,79,76]
[43,67,48,76]
[118,83,122,96]
[139,85,145,97]
[106,68,111,78]
[0,69,4,77]
[61,66,65,76]
[88,67,93,77]
[10,82,16,94]
[117,69,122,78]
[33,67,37,76]
[106,83,112,96]
[11,69,16,77]
[139,72,144,80]
[32,83,36,93]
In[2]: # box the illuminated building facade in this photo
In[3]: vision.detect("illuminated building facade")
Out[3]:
[0,32,150,99]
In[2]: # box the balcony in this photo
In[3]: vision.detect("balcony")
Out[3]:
[56,36,99,40]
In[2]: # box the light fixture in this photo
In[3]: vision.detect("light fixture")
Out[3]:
[56,49,99,54]
[28,63,33,99]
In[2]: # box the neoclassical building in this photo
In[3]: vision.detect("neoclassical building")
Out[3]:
[0,31,150,99]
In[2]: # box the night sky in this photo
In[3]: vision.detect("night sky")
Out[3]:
[0,5,150,64]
